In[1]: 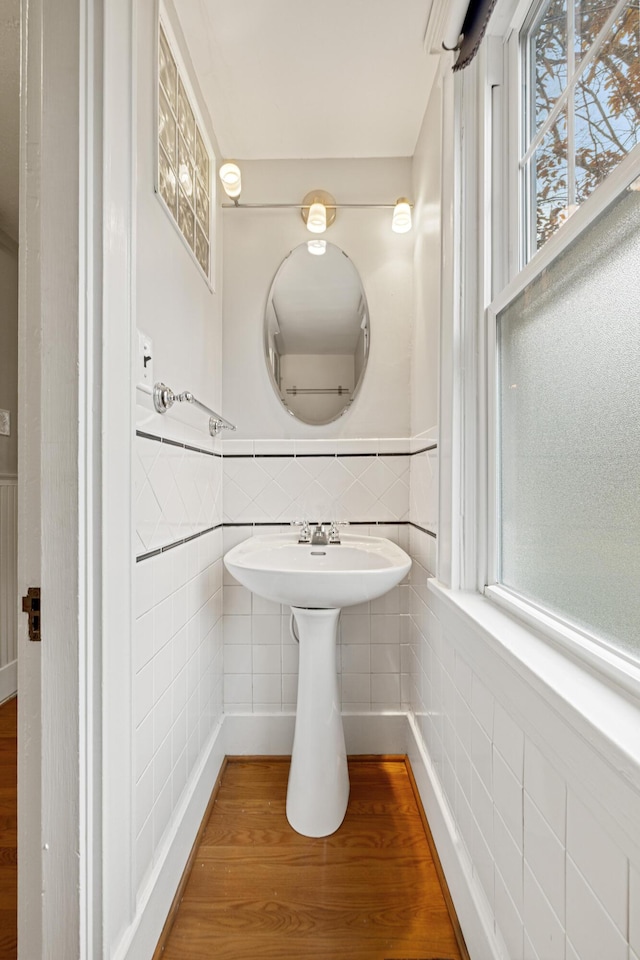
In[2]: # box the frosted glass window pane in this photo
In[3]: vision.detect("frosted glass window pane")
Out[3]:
[498,187,640,657]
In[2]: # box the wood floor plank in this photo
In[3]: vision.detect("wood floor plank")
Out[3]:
[160,757,466,960]
[0,700,16,960]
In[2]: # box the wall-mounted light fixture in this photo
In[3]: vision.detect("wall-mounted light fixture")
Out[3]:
[220,164,412,233]
[219,161,242,201]
[391,198,412,233]
[300,190,337,234]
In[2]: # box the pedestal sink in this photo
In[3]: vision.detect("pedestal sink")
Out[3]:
[223,531,411,837]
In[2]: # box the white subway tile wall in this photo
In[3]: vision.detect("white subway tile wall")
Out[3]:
[134,532,223,893]
[134,416,224,897]
[406,523,640,960]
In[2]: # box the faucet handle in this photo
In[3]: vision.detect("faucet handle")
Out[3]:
[291,520,311,542]
[329,520,349,542]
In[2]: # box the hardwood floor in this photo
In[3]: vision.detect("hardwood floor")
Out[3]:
[0,697,16,960]
[159,757,466,960]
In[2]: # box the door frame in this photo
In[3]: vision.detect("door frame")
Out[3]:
[18,0,134,956]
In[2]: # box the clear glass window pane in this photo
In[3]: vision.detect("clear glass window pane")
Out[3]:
[575,0,631,63]
[529,0,568,138]
[531,108,569,249]
[498,186,640,657]
[575,3,640,202]
[159,27,177,110]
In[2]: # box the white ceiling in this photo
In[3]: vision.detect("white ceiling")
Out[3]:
[174,0,437,160]
[0,0,19,241]
[0,1,438,241]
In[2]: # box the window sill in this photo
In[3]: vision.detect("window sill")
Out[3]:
[427,578,640,794]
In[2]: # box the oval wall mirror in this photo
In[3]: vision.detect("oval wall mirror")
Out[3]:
[264,241,370,425]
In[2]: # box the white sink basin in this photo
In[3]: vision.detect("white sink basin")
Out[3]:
[223,531,411,609]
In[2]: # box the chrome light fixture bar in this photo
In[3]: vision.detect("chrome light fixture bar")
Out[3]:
[218,163,412,232]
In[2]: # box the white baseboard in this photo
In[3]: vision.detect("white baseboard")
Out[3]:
[114,718,226,960]
[222,711,409,756]
[0,661,17,704]
[405,713,506,960]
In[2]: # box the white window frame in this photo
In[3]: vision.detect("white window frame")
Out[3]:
[155,4,217,290]
[465,0,640,697]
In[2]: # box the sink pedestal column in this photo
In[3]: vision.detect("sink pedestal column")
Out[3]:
[286,606,349,837]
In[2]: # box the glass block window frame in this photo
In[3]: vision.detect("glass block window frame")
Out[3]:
[520,0,640,260]
[157,20,213,282]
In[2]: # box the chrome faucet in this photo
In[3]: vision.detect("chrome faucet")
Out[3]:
[311,523,329,545]
[292,520,349,544]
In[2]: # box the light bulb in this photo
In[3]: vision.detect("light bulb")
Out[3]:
[307,201,327,234]
[307,240,327,255]
[219,161,242,199]
[392,198,412,233]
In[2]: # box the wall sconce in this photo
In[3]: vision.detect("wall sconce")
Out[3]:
[219,161,242,201]
[307,239,327,255]
[301,190,337,234]
[220,177,412,234]
[392,198,412,233]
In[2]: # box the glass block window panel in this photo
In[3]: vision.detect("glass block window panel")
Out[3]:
[158,23,212,280]
[158,146,177,215]
[497,186,640,658]
[521,0,640,261]
[159,27,177,110]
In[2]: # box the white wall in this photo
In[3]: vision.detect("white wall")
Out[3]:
[117,1,226,955]
[411,71,442,441]
[0,239,17,476]
[222,158,413,440]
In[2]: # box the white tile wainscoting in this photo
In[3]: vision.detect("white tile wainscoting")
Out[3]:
[406,570,640,960]
[133,406,225,910]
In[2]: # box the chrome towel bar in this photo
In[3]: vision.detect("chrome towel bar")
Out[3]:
[153,382,236,437]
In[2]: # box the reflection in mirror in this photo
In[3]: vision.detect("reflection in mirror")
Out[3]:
[264,242,370,425]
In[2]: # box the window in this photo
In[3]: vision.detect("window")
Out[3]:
[477,0,640,674]
[157,23,212,278]
[521,0,640,259]
[496,181,640,661]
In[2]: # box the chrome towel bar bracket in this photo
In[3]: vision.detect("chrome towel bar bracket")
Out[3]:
[153,382,237,437]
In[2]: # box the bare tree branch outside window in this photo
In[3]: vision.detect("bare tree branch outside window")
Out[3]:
[525,0,640,251]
